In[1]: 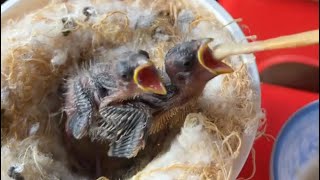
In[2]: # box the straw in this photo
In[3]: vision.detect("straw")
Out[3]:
[212,29,319,60]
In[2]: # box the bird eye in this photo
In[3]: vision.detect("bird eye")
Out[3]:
[138,50,150,59]
[183,61,191,67]
[98,86,108,98]
[121,74,128,80]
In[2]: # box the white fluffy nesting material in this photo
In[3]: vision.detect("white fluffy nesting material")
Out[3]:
[1,0,264,179]
[133,113,237,180]
[1,137,88,180]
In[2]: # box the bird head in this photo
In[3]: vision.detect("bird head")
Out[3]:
[116,50,167,95]
[164,38,233,87]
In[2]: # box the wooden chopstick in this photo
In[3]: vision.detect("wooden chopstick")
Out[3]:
[212,29,319,60]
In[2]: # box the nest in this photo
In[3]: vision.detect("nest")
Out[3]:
[1,0,265,179]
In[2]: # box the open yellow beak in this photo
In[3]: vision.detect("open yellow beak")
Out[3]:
[197,38,234,75]
[133,63,167,95]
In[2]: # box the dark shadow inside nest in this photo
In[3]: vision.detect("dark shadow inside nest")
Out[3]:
[61,119,181,179]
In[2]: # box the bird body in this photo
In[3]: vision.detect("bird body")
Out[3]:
[64,50,167,158]
[62,39,234,180]
[147,38,234,134]
[64,38,233,160]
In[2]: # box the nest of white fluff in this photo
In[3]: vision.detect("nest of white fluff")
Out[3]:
[1,0,265,179]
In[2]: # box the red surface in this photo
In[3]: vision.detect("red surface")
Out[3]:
[218,0,319,72]
[216,1,319,178]
[237,83,319,180]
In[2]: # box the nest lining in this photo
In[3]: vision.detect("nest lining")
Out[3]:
[1,0,265,179]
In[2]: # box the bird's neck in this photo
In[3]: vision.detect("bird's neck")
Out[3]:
[174,83,204,106]
[176,70,214,105]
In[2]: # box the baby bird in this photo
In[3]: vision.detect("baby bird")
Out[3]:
[66,38,232,160]
[163,38,233,106]
[64,50,167,157]
[135,38,234,136]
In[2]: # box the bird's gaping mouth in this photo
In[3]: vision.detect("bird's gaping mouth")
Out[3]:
[134,63,167,95]
[197,38,234,75]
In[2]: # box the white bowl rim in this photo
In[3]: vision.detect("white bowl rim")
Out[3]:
[199,1,261,179]
[1,1,262,179]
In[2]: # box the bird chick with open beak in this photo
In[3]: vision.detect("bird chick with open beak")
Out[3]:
[134,38,234,137]
[64,50,167,156]
[163,38,234,106]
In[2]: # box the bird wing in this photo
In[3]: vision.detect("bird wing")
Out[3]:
[66,62,117,140]
[66,78,94,139]
[107,114,148,158]
[90,103,151,158]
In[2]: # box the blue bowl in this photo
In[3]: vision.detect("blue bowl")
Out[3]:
[271,100,319,180]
